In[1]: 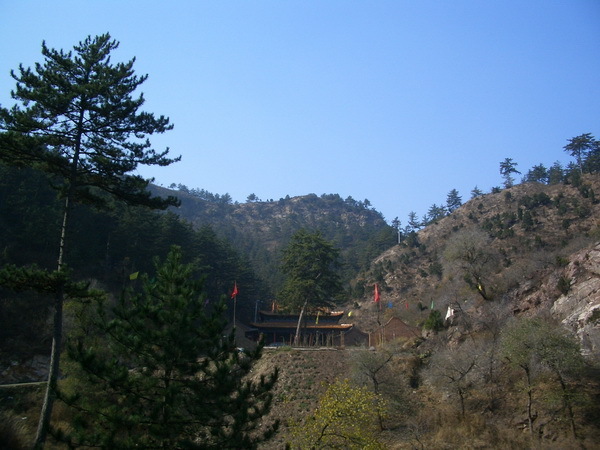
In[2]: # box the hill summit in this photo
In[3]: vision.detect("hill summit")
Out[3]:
[151,186,397,297]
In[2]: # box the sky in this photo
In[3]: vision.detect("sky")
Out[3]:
[1,1,599,224]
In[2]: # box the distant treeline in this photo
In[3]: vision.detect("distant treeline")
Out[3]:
[169,182,377,211]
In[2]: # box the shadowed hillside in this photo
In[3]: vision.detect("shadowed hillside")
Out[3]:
[151,186,397,297]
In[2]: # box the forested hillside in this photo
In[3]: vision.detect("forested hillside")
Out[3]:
[0,162,395,362]
[244,170,600,449]
[2,132,600,448]
[0,164,262,360]
[151,185,397,294]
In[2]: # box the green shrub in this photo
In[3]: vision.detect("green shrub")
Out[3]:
[423,310,444,332]
[557,276,571,295]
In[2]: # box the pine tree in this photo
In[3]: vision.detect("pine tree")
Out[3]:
[547,161,565,184]
[0,33,179,447]
[581,135,600,173]
[56,246,278,448]
[280,229,342,310]
[563,133,595,174]
[470,185,484,198]
[425,203,447,224]
[407,210,421,232]
[499,158,521,188]
[446,188,462,213]
[279,229,342,345]
[524,163,549,184]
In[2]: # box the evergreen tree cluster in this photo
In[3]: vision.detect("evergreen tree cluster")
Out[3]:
[167,189,397,297]
[0,164,263,353]
[0,162,261,291]
[55,247,277,449]
[395,133,599,234]
[169,183,234,205]
[0,33,277,448]
[279,229,343,311]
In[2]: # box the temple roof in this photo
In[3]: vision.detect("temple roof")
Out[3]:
[249,322,353,330]
[258,310,345,317]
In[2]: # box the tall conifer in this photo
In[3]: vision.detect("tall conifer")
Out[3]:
[0,34,179,447]
[56,246,278,448]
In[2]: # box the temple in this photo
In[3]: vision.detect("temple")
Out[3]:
[245,310,368,347]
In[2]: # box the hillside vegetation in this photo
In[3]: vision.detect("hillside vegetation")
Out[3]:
[0,164,396,366]
[2,169,600,448]
[2,30,598,448]
[352,174,600,349]
[244,174,600,449]
[151,185,397,295]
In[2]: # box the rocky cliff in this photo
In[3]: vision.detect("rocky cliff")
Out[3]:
[551,242,600,357]
[349,174,600,361]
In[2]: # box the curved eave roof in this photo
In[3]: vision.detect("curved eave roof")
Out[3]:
[249,322,353,330]
[259,310,345,318]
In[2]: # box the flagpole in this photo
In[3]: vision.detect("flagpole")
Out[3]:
[374,284,381,326]
[231,281,239,329]
[378,304,383,346]
[374,283,383,346]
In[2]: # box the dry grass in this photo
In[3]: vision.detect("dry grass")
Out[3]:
[0,412,29,449]
[0,384,44,449]
[254,347,350,449]
[2,348,598,449]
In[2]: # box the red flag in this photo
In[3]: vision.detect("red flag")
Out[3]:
[374,283,380,303]
[231,282,238,299]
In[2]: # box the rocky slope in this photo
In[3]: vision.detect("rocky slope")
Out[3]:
[551,242,600,358]
[349,175,600,357]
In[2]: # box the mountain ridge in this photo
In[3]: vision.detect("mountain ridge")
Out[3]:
[150,185,396,295]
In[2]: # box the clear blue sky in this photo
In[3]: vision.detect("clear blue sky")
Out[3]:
[1,1,599,223]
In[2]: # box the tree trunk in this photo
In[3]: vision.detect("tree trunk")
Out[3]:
[525,367,534,437]
[294,300,308,346]
[458,388,466,418]
[34,196,70,448]
[34,109,83,448]
[557,372,577,439]
[33,287,63,448]
[475,275,490,301]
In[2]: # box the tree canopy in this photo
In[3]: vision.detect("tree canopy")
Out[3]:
[442,229,498,301]
[290,378,386,449]
[0,33,179,210]
[0,33,180,447]
[564,133,596,175]
[279,229,343,312]
[501,317,587,438]
[446,188,462,213]
[499,158,520,188]
[56,246,278,448]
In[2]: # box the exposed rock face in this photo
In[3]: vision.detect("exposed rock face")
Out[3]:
[551,242,600,358]
[355,175,600,364]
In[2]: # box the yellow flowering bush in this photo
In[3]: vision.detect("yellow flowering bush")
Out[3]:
[289,378,387,449]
